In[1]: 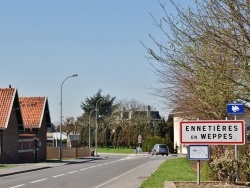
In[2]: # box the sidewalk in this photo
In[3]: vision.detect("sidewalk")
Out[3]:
[0,157,99,177]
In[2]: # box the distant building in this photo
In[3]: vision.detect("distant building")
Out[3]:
[115,105,162,123]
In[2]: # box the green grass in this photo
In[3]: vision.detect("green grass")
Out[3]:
[140,157,213,188]
[0,164,16,169]
[97,147,135,154]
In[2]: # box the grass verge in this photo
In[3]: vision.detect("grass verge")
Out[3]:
[0,164,16,169]
[139,157,213,188]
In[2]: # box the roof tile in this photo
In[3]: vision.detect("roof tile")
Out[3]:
[20,97,46,128]
[0,88,16,129]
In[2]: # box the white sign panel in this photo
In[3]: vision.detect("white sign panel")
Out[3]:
[138,135,142,143]
[180,120,245,145]
[188,145,209,160]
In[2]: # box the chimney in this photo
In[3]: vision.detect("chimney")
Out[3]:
[9,85,11,88]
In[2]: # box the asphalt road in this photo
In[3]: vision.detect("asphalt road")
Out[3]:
[0,154,178,188]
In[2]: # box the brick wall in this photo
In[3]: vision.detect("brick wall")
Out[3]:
[18,139,35,163]
[38,116,48,161]
[2,108,19,164]
[18,151,34,163]
[47,147,91,160]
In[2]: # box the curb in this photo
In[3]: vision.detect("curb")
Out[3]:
[0,166,51,177]
[0,157,101,177]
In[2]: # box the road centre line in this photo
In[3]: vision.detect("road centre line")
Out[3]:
[68,171,78,174]
[80,168,88,171]
[52,174,65,178]
[9,184,25,188]
[10,157,129,188]
[30,178,48,184]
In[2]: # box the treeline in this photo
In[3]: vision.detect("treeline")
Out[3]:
[58,90,174,150]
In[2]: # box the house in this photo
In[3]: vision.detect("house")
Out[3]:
[117,105,162,123]
[47,132,67,147]
[67,134,80,148]
[19,97,51,162]
[0,87,24,164]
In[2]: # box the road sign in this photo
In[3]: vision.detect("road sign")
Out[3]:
[138,135,142,143]
[180,120,245,145]
[188,145,210,160]
[227,103,244,115]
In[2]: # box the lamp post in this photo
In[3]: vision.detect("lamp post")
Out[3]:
[95,97,103,157]
[60,74,78,161]
[88,109,95,148]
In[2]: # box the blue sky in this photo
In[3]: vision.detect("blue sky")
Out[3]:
[0,1,193,124]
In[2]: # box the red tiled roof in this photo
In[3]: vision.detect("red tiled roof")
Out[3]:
[0,88,16,129]
[19,97,46,128]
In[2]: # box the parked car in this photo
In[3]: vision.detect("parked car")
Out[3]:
[151,144,169,156]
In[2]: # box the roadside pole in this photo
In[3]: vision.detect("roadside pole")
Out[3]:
[227,102,244,183]
[234,114,238,182]
[188,145,209,185]
[197,160,200,185]
[138,135,142,153]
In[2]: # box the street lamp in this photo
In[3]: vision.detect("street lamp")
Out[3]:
[88,109,95,148]
[95,97,103,157]
[60,74,78,161]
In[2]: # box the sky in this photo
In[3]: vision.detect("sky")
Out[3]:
[0,1,193,124]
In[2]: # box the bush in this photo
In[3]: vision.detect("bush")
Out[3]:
[210,158,239,183]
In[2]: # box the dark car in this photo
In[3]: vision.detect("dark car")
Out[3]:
[152,144,169,156]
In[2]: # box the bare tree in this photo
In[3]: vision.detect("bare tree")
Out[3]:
[144,0,250,119]
[62,117,76,137]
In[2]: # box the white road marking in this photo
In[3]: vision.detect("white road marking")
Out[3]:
[9,156,131,188]
[30,178,48,184]
[68,171,77,174]
[9,184,25,188]
[95,161,150,188]
[52,174,65,178]
[80,168,88,171]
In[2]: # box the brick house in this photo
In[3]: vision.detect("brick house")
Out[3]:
[0,88,24,164]
[19,97,51,162]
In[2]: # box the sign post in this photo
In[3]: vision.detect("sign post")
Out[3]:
[227,102,244,182]
[138,134,142,151]
[180,119,245,184]
[188,145,210,185]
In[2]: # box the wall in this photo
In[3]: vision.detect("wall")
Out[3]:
[18,139,35,163]
[37,115,48,161]
[2,108,19,164]
[47,147,91,159]
[174,116,188,154]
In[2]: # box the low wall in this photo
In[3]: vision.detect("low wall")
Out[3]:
[47,147,91,159]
